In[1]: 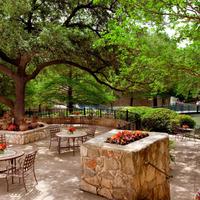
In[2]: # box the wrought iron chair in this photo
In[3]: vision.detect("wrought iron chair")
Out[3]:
[48,125,61,149]
[6,150,38,192]
[83,126,97,142]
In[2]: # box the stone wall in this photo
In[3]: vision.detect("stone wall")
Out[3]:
[80,130,170,200]
[39,117,131,129]
[1,124,49,144]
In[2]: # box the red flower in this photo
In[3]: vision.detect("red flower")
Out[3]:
[106,130,149,145]
[7,124,17,131]
[0,143,6,151]
[67,126,76,133]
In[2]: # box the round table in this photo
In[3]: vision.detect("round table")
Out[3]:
[56,131,87,155]
[0,149,24,183]
[0,149,24,161]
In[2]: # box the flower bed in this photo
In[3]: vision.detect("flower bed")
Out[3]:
[106,130,149,145]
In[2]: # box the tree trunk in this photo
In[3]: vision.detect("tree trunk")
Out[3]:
[68,86,73,113]
[67,67,73,113]
[13,77,26,126]
[153,96,158,107]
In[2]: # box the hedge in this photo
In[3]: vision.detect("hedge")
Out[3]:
[117,106,195,132]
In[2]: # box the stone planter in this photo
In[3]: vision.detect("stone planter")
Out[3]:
[80,130,170,200]
[1,123,50,144]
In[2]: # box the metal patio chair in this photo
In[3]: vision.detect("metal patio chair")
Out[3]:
[48,125,61,149]
[6,150,38,192]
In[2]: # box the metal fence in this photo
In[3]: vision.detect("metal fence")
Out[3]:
[154,103,200,114]
[25,107,141,129]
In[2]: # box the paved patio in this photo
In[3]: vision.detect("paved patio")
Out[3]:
[170,136,200,200]
[0,126,199,200]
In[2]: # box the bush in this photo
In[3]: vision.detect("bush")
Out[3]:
[141,108,178,132]
[119,106,153,118]
[176,114,196,128]
[115,109,139,123]
[116,106,196,133]
[117,106,178,132]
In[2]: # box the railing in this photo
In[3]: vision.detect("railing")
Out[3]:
[25,107,141,129]
[145,161,173,180]
[154,103,200,114]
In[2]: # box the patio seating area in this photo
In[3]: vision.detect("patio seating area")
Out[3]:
[0,125,199,200]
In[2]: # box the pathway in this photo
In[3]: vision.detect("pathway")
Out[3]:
[0,127,199,200]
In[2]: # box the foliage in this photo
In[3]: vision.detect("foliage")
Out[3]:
[117,106,179,132]
[177,114,196,128]
[118,106,153,118]
[141,108,178,132]
[25,66,116,108]
[115,109,139,123]
[0,0,199,124]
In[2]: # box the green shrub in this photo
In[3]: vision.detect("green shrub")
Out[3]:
[141,108,178,132]
[119,106,153,118]
[176,114,196,128]
[117,106,178,132]
[116,106,196,133]
[115,109,139,122]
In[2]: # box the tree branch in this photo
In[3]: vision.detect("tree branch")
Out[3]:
[63,2,93,26]
[0,64,16,79]
[0,49,18,66]
[27,59,123,91]
[66,23,101,37]
[176,66,200,78]
[0,96,14,109]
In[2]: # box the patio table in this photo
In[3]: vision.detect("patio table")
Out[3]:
[0,148,24,183]
[56,131,87,155]
[0,149,24,162]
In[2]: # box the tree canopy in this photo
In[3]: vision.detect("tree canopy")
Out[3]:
[0,0,199,124]
[26,66,116,108]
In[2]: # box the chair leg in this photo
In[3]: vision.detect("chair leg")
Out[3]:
[49,139,51,149]
[33,167,38,184]
[22,175,27,192]
[6,176,9,192]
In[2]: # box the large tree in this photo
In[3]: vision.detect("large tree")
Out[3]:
[0,0,120,125]
[0,0,199,125]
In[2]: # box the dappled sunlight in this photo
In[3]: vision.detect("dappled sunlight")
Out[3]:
[170,136,200,200]
[0,126,199,200]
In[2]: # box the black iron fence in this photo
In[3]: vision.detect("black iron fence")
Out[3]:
[25,107,141,129]
[24,103,199,130]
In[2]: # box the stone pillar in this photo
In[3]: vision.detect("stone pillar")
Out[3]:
[80,130,170,200]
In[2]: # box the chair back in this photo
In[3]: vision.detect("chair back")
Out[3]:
[23,150,37,173]
[0,134,6,145]
[86,127,96,137]
[49,125,60,137]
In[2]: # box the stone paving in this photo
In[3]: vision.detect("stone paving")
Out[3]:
[170,136,200,200]
[0,126,199,200]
